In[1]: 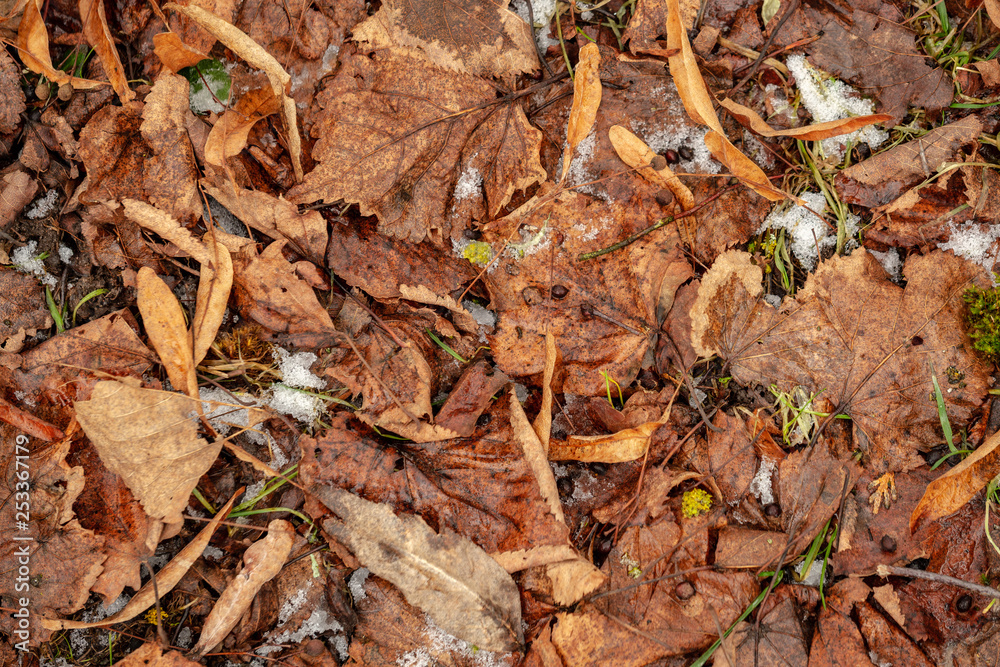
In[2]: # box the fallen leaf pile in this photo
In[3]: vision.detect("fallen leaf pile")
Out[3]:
[2,0,1000,664]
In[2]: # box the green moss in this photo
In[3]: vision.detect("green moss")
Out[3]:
[963,283,1000,364]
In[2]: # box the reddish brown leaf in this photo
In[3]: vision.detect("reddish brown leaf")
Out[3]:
[140,73,200,221]
[152,31,209,72]
[719,97,892,142]
[79,0,135,102]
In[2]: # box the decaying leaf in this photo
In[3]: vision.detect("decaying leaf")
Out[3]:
[80,0,135,102]
[690,249,991,479]
[191,239,233,366]
[41,493,238,631]
[288,51,545,242]
[136,266,199,399]
[665,0,783,201]
[352,0,538,78]
[190,520,295,658]
[140,74,200,221]
[910,428,1000,532]
[74,381,222,525]
[719,97,892,142]
[560,42,602,183]
[165,2,302,182]
[315,484,524,652]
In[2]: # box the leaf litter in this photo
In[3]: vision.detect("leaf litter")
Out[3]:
[3,0,1000,664]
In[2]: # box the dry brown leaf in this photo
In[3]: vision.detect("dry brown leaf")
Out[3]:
[153,31,209,72]
[665,0,783,201]
[73,381,222,525]
[16,0,106,92]
[910,428,1000,532]
[314,484,524,652]
[690,249,991,480]
[117,643,202,667]
[141,74,201,221]
[560,42,602,184]
[41,492,238,631]
[549,418,665,463]
[165,2,302,182]
[988,0,1000,31]
[0,48,25,135]
[79,0,135,102]
[205,87,281,169]
[190,520,295,658]
[191,239,233,366]
[352,0,538,78]
[0,266,51,352]
[123,199,211,265]
[203,184,326,263]
[532,331,556,451]
[136,266,199,399]
[0,170,37,230]
[719,97,892,141]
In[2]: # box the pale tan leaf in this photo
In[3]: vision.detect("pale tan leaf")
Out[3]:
[136,266,199,399]
[191,239,233,366]
[153,31,209,72]
[490,544,580,573]
[74,381,220,524]
[719,97,892,141]
[546,558,606,606]
[910,428,1000,532]
[531,331,556,452]
[16,0,105,91]
[190,520,295,658]
[986,0,1000,31]
[549,418,666,463]
[117,643,201,667]
[315,485,524,652]
[872,585,906,628]
[511,390,563,523]
[397,284,478,333]
[665,0,784,201]
[560,42,602,183]
[123,199,211,265]
[79,0,135,102]
[41,492,238,631]
[165,2,302,182]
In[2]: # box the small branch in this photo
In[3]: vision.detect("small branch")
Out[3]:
[878,565,1000,600]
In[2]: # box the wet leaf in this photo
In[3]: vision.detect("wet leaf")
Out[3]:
[314,484,524,652]
[353,0,538,78]
[288,51,545,242]
[690,249,991,479]
[74,380,221,525]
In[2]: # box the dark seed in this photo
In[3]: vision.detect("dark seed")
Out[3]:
[655,189,674,206]
[675,581,696,600]
[664,149,680,164]
[956,594,973,612]
[590,462,608,475]
[463,227,482,240]
[651,154,667,170]
[880,535,897,552]
[304,639,325,657]
[477,414,492,427]
[764,503,782,518]
[551,284,570,300]
[911,336,923,346]
[678,145,694,161]
[594,537,614,563]
[557,476,574,496]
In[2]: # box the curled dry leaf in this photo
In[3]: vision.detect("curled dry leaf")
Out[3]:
[608,124,696,244]
[136,266,199,399]
[314,484,524,652]
[352,0,538,78]
[165,2,302,182]
[560,42,602,183]
[17,0,106,92]
[549,416,667,463]
[41,492,239,631]
[910,428,1000,532]
[74,381,222,525]
[718,97,892,141]
[665,0,783,201]
[205,87,282,169]
[153,31,210,73]
[123,199,211,265]
[191,239,233,366]
[190,520,295,658]
[79,0,135,102]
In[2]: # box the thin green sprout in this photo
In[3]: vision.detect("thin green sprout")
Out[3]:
[426,328,468,363]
